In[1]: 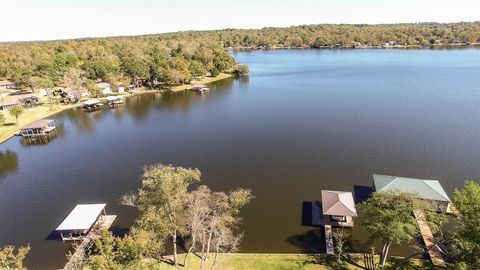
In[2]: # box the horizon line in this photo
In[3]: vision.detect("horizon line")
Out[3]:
[1,20,479,44]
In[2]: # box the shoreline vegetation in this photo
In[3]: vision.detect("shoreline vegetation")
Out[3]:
[229,42,480,51]
[0,73,232,145]
[125,253,435,270]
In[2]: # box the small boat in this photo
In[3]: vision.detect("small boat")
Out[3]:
[189,85,210,93]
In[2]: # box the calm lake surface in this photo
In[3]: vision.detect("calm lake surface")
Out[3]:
[1,49,480,269]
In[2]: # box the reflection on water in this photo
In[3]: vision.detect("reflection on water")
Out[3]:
[65,109,95,134]
[126,93,162,119]
[0,150,18,179]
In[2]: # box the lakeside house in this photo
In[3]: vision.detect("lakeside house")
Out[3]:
[373,174,452,212]
[0,79,14,90]
[0,98,20,110]
[0,95,39,110]
[64,87,90,99]
[20,119,56,137]
[17,95,39,106]
[95,82,112,95]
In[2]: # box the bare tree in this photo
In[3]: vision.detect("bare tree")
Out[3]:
[333,227,349,265]
[119,191,138,207]
[182,186,211,268]
[183,186,253,270]
[63,68,85,99]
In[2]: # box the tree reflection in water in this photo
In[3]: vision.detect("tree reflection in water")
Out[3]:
[0,150,18,179]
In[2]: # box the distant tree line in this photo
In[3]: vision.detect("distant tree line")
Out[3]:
[1,22,479,93]
[211,22,480,48]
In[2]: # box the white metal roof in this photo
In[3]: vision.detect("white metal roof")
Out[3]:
[56,204,106,231]
[83,99,102,106]
[106,96,123,101]
[373,174,451,202]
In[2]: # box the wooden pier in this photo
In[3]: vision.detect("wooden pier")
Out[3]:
[413,210,446,268]
[324,225,334,255]
[63,215,116,270]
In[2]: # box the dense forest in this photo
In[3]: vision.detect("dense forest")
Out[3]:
[1,22,479,91]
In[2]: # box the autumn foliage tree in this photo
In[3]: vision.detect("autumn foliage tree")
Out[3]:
[448,181,480,268]
[0,245,30,270]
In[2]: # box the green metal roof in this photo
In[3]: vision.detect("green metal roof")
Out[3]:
[373,174,451,202]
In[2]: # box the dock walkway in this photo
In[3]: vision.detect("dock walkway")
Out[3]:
[413,210,446,268]
[324,225,334,255]
[63,215,116,270]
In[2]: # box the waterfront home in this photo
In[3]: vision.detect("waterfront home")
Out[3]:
[63,87,90,99]
[55,203,112,242]
[95,82,112,95]
[20,119,56,137]
[0,79,14,90]
[373,174,452,212]
[0,98,20,110]
[17,95,39,106]
[321,190,357,227]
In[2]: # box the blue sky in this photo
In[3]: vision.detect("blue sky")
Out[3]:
[0,0,479,42]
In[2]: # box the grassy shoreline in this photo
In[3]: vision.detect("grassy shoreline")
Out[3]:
[121,253,434,270]
[0,73,232,145]
[171,73,232,92]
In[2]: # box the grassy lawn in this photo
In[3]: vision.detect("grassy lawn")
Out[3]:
[121,254,434,270]
[171,73,232,92]
[0,99,80,144]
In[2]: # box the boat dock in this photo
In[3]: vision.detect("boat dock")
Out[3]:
[56,204,116,270]
[63,215,116,270]
[20,119,56,138]
[413,209,446,268]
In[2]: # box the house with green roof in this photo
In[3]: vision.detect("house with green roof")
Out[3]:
[373,174,452,212]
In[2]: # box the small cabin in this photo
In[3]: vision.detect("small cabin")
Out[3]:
[95,82,112,95]
[20,119,56,137]
[373,174,452,212]
[18,95,39,106]
[63,88,90,99]
[320,190,357,227]
[0,99,20,110]
[0,79,14,90]
[56,204,113,241]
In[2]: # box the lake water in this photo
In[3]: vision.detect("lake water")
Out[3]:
[1,49,480,269]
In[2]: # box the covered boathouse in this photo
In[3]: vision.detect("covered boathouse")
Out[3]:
[373,174,452,212]
[56,203,113,242]
[320,190,357,227]
[20,119,56,137]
